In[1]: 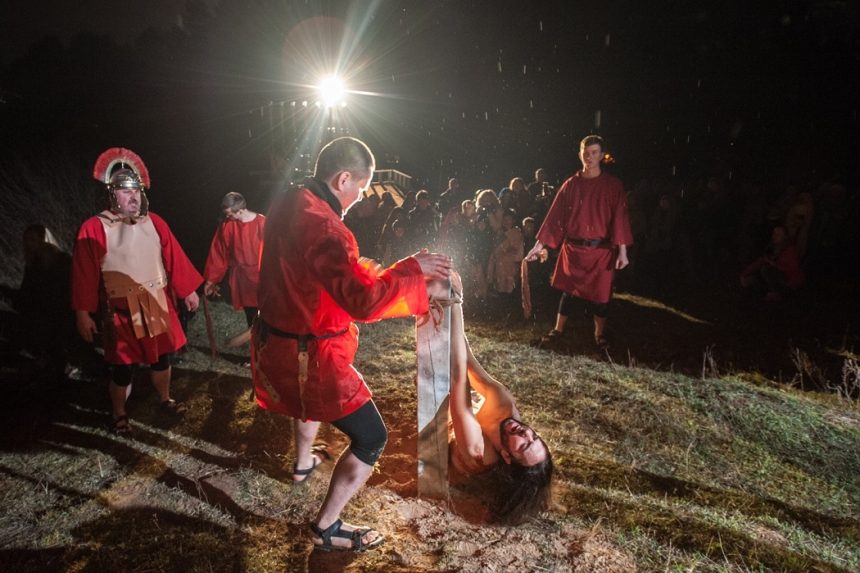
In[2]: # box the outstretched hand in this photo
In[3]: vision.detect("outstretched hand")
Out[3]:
[413,249,452,280]
[524,241,548,262]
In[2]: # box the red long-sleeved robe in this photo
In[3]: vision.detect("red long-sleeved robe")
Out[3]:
[252,182,429,422]
[71,212,203,364]
[536,171,633,303]
[203,214,265,309]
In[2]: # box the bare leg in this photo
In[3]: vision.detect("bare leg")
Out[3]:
[553,313,568,333]
[150,367,171,402]
[109,381,132,418]
[593,315,606,339]
[311,451,381,548]
[293,418,321,481]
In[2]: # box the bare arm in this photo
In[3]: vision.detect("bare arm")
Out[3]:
[428,276,485,472]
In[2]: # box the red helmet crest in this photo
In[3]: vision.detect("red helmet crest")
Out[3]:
[93,147,151,189]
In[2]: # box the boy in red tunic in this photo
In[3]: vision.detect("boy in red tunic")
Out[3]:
[253,137,451,552]
[525,135,633,349]
[203,192,265,326]
[72,148,203,435]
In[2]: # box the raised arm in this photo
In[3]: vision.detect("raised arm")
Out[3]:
[428,275,485,472]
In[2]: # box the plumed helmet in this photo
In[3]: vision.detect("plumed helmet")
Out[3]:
[93,148,151,216]
[108,168,144,191]
[93,147,151,189]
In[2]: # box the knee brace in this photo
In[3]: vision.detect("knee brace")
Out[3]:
[350,425,388,466]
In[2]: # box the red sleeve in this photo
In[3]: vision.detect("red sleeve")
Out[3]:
[536,177,572,249]
[203,222,230,284]
[70,217,106,313]
[305,222,428,321]
[610,183,634,247]
[150,213,204,299]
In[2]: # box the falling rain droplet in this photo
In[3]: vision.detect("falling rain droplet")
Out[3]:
[484,111,489,121]
[462,112,466,119]
[523,65,527,75]
[498,60,502,73]
[530,100,534,109]
[594,110,602,128]
[539,20,543,32]
[697,79,702,88]
[672,165,677,176]
[604,34,611,47]
[687,135,691,143]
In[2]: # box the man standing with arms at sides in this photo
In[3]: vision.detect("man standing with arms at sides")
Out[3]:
[72,148,202,435]
[525,135,632,349]
[203,192,265,328]
[252,137,451,552]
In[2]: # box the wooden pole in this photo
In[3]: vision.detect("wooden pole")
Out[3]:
[416,280,452,499]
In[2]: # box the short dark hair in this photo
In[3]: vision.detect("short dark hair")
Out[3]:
[580,135,605,152]
[221,192,246,212]
[314,137,375,182]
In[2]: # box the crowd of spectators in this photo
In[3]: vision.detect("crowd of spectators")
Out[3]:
[345,173,561,316]
[345,169,857,315]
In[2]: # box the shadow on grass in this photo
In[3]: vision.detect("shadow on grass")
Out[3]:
[559,455,858,572]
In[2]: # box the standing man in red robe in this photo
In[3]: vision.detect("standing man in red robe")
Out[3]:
[525,135,633,349]
[72,148,203,435]
[203,192,265,327]
[252,137,451,552]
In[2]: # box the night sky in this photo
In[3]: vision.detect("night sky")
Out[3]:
[1,0,857,261]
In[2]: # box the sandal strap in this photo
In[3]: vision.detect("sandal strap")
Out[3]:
[310,518,343,545]
[292,454,320,476]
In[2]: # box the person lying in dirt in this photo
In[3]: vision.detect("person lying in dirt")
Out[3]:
[429,273,554,524]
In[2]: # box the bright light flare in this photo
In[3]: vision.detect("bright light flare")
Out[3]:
[318,75,346,107]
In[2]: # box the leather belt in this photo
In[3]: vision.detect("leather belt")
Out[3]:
[567,237,610,248]
[258,320,348,351]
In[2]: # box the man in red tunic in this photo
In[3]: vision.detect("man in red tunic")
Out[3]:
[525,135,633,349]
[72,148,203,435]
[252,137,451,552]
[203,192,265,327]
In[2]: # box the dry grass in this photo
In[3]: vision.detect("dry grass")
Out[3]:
[0,299,858,572]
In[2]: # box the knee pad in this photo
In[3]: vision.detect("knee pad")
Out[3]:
[350,425,388,466]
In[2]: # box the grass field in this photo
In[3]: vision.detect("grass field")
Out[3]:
[1,297,858,572]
